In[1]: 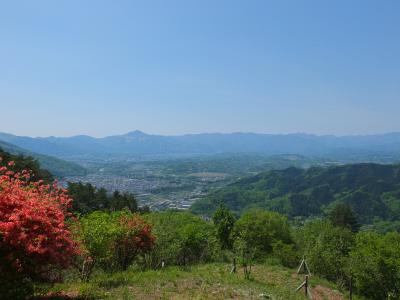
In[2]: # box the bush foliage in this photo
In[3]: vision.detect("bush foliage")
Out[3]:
[77,210,155,271]
[0,162,79,299]
[144,211,218,267]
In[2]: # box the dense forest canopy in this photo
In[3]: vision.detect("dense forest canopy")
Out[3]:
[68,181,140,214]
[191,163,400,225]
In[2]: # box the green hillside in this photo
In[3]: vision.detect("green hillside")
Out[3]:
[0,140,87,178]
[191,163,400,223]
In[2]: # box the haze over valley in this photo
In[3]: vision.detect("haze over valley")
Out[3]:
[1,130,400,211]
[2,130,400,159]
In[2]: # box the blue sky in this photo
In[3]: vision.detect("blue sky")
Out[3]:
[1,0,399,137]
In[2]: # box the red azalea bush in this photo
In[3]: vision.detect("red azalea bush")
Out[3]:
[0,160,79,298]
[115,213,156,270]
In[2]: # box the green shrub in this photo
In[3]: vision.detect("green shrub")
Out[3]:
[144,211,218,267]
[349,231,400,300]
[78,210,155,273]
[233,209,293,261]
[213,204,236,250]
[295,220,354,282]
[271,240,300,268]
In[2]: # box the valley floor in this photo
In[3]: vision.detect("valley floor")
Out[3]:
[33,263,360,300]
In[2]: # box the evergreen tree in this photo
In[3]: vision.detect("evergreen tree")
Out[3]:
[328,203,360,232]
[67,182,138,214]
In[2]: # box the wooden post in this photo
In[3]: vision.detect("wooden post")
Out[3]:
[81,257,94,282]
[295,275,312,299]
[305,275,308,297]
[231,258,237,273]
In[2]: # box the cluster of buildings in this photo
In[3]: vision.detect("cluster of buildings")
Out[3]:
[63,174,211,211]
[63,174,174,194]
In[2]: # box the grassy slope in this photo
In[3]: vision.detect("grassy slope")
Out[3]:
[34,263,363,300]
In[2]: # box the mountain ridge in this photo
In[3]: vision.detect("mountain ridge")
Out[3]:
[1,131,400,160]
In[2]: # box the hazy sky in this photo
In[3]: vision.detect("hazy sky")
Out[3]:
[1,0,399,137]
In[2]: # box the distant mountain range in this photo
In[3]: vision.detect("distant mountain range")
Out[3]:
[0,140,87,177]
[1,131,400,161]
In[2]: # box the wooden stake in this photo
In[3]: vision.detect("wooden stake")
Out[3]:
[230,258,237,274]
[295,275,312,299]
[305,275,308,297]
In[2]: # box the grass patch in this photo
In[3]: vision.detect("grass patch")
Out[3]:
[33,263,364,299]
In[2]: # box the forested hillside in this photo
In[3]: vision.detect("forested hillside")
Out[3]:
[0,141,87,177]
[0,146,54,182]
[191,163,400,223]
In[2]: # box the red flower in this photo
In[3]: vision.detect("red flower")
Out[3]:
[0,162,79,276]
